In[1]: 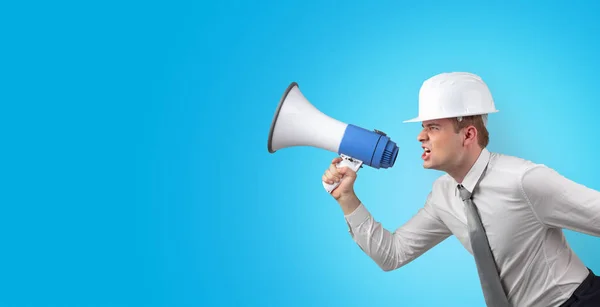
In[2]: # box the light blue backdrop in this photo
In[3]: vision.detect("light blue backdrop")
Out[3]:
[1,0,599,306]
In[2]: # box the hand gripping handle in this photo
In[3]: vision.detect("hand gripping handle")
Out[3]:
[322,154,363,193]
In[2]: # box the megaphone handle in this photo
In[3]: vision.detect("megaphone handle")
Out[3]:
[323,154,363,193]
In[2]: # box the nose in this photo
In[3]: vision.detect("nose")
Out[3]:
[417,128,428,142]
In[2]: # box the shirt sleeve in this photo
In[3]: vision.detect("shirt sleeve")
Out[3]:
[520,164,600,236]
[344,192,452,271]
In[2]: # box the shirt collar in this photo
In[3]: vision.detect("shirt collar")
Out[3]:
[457,148,491,193]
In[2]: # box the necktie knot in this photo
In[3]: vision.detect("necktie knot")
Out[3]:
[458,184,472,201]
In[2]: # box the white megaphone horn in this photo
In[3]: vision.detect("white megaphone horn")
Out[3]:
[267,82,399,193]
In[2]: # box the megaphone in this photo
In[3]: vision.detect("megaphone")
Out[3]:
[267,82,399,193]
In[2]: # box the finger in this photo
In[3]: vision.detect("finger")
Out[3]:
[323,172,338,184]
[324,169,334,182]
[325,169,341,183]
[331,157,343,164]
[323,169,335,183]
[328,167,342,182]
[327,170,342,182]
[338,166,356,178]
[329,163,341,177]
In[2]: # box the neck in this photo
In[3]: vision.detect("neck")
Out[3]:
[447,147,483,184]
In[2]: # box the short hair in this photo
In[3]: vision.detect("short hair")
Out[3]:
[451,115,489,148]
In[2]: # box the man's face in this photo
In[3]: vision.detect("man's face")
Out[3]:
[418,118,463,170]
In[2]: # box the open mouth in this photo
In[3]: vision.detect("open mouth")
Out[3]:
[422,147,431,160]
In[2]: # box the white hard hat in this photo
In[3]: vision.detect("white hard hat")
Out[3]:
[403,72,499,124]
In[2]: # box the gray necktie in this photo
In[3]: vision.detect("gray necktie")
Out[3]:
[458,184,510,307]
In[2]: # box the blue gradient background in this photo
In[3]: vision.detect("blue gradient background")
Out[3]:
[1,0,600,306]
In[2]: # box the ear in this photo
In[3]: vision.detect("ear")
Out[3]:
[463,125,478,146]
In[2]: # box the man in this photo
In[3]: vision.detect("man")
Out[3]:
[322,72,600,306]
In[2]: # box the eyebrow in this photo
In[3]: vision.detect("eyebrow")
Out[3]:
[422,123,441,128]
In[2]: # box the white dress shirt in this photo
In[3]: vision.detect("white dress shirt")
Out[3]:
[345,148,600,307]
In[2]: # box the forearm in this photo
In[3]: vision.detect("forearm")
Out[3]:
[337,192,361,215]
[345,204,412,271]
[344,202,450,272]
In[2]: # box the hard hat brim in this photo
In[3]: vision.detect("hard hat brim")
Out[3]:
[402,109,499,123]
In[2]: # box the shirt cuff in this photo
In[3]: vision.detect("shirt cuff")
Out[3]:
[344,203,371,229]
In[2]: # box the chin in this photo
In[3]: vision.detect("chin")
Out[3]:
[423,160,440,170]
